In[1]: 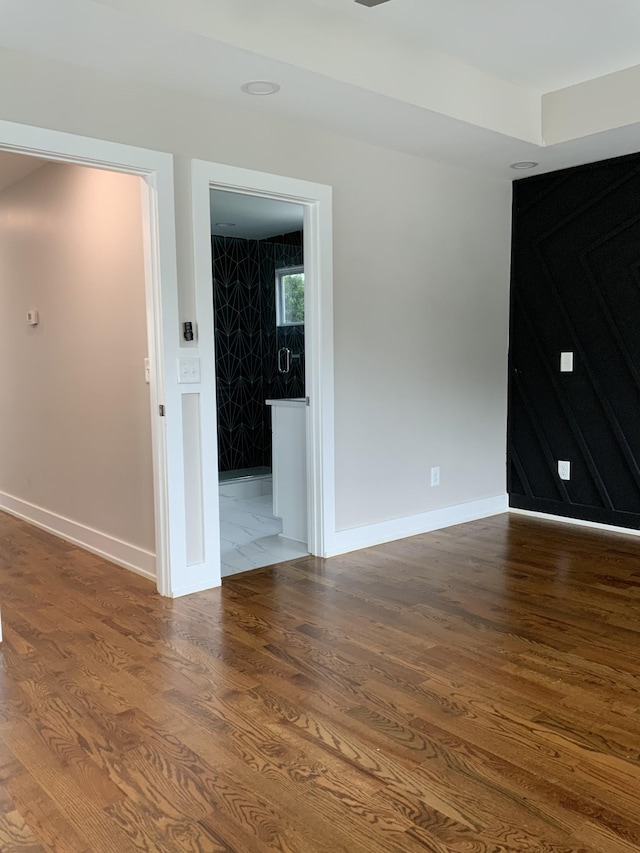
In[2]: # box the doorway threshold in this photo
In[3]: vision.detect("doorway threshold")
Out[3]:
[219,488,309,576]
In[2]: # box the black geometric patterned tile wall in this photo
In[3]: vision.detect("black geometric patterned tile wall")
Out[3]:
[212,233,303,473]
[508,151,640,528]
[264,241,305,401]
[262,231,304,248]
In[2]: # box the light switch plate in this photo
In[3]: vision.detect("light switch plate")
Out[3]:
[558,460,571,481]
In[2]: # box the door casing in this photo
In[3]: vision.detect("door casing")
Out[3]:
[191,160,336,585]
[0,118,183,596]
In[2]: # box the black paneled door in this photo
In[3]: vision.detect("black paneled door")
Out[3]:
[508,154,640,528]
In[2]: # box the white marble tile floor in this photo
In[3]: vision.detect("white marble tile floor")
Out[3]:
[219,479,309,577]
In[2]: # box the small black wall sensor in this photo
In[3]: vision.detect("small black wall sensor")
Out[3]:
[183,321,194,341]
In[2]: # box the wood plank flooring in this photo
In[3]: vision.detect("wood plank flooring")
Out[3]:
[1,509,640,852]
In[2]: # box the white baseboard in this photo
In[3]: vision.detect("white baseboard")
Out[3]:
[509,507,640,538]
[0,490,156,581]
[324,494,508,558]
[168,579,220,598]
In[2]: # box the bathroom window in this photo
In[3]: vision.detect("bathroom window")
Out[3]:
[276,267,304,326]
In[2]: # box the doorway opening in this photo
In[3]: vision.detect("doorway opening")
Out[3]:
[0,154,156,579]
[191,160,336,586]
[210,190,309,575]
[0,118,182,597]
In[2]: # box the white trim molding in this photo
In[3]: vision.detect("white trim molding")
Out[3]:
[190,160,336,591]
[0,491,156,580]
[326,494,509,557]
[510,507,640,538]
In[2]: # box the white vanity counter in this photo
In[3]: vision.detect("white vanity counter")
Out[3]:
[266,398,306,407]
[266,398,307,544]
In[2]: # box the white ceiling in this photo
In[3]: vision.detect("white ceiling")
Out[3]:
[210,191,303,240]
[307,0,640,90]
[0,0,640,180]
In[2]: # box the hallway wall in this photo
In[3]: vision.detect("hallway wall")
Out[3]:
[0,161,155,563]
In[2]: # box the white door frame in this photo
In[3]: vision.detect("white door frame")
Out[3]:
[0,119,184,597]
[191,160,336,582]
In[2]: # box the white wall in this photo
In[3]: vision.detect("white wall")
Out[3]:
[0,48,511,541]
[543,65,640,145]
[0,161,155,560]
[332,152,510,529]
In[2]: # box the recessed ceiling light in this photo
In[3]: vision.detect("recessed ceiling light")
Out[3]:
[241,81,281,96]
[215,222,236,228]
[510,161,539,170]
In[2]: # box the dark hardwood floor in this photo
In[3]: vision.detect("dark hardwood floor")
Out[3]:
[1,509,640,852]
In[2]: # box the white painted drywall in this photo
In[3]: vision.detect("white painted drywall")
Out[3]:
[0,48,511,538]
[0,161,155,554]
[96,0,542,144]
[331,150,511,529]
[543,64,640,146]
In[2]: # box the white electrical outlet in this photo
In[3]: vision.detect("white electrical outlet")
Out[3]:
[558,460,571,481]
[177,357,201,384]
[430,466,440,487]
[560,351,574,372]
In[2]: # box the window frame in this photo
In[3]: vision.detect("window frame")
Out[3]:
[275,265,305,327]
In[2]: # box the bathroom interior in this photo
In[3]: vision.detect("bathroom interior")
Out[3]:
[210,189,310,577]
